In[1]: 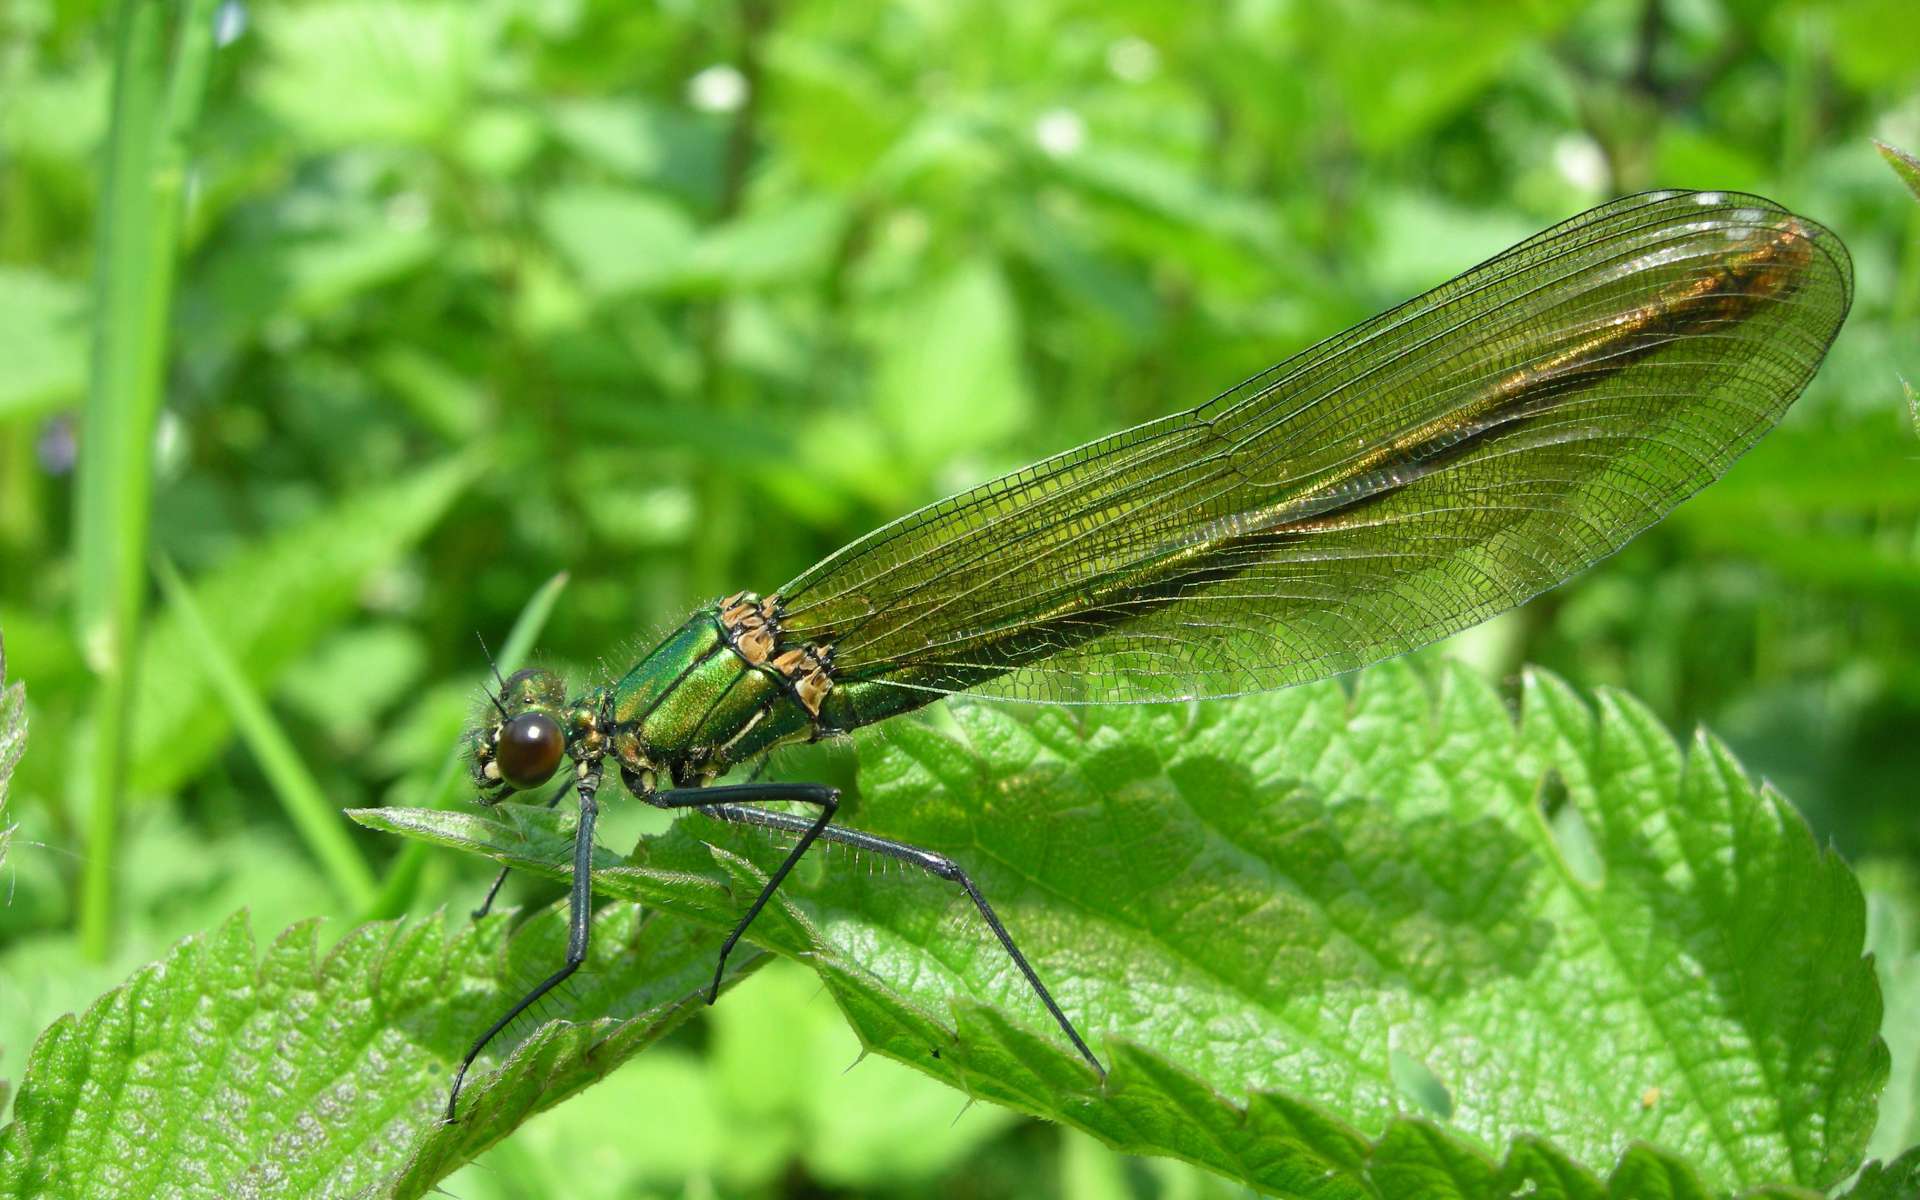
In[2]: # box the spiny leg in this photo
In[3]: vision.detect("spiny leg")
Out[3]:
[639,778,839,1002]
[446,763,602,1123]
[471,774,575,921]
[637,774,1104,1079]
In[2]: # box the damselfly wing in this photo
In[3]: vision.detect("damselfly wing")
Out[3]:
[775,190,1850,712]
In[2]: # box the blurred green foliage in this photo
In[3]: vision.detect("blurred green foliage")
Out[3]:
[1,0,1917,1195]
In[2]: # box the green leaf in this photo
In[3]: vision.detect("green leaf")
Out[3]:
[447,958,1024,1197]
[763,40,906,186]
[538,186,697,298]
[1875,140,1920,205]
[684,196,848,291]
[0,902,752,1199]
[251,1,492,148]
[1049,145,1280,254]
[1841,1146,1920,1200]
[1861,861,1920,1160]
[1312,1,1577,152]
[0,268,86,423]
[355,661,1886,1196]
[545,97,725,201]
[872,256,1033,462]
[184,220,442,355]
[538,187,846,299]
[130,454,479,796]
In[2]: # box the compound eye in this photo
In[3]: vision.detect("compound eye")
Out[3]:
[496,711,565,790]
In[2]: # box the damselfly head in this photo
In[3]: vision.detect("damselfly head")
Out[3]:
[470,667,569,802]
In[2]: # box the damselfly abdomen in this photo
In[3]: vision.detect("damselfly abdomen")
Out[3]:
[446,190,1851,1120]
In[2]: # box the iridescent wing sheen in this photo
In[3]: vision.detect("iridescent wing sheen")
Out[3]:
[777,191,1852,706]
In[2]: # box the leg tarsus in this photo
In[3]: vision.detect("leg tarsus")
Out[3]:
[470,867,511,921]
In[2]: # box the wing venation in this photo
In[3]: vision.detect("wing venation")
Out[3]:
[776,191,1852,706]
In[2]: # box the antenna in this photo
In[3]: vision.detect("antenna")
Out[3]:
[475,631,510,719]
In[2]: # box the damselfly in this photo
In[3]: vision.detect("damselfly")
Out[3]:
[447,190,1851,1119]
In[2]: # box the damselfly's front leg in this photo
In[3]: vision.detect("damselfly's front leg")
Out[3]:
[470,774,574,921]
[446,762,602,1123]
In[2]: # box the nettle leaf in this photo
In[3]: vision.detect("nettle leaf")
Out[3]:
[0,901,753,1199]
[1841,1146,1920,1199]
[1875,140,1920,205]
[356,661,1887,1198]
[1859,862,1920,1163]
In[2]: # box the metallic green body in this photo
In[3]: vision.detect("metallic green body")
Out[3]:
[594,609,920,782]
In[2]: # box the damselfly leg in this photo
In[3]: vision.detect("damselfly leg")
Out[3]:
[471,774,575,921]
[446,763,601,1123]
[634,771,1105,1080]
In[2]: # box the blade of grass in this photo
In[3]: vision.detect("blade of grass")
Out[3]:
[152,555,379,910]
[74,0,219,961]
[366,570,569,919]
[1,630,22,877]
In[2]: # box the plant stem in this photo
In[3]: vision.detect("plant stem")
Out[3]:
[74,0,217,960]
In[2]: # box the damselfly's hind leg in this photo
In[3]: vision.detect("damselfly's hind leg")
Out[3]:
[641,780,840,1000]
[446,763,601,1123]
[633,771,1105,1079]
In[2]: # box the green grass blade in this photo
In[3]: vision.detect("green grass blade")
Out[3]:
[130,454,481,796]
[0,631,23,878]
[72,0,219,961]
[153,555,378,910]
[366,570,569,920]
[492,572,573,689]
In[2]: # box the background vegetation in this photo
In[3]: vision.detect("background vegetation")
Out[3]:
[0,0,1917,1196]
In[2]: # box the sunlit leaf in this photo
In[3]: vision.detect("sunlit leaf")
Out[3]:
[546,97,726,203]
[0,905,750,1200]
[538,186,696,298]
[1861,862,1920,1161]
[873,256,1033,462]
[252,1,492,147]
[0,269,86,423]
[1841,1146,1920,1200]
[357,662,1886,1195]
